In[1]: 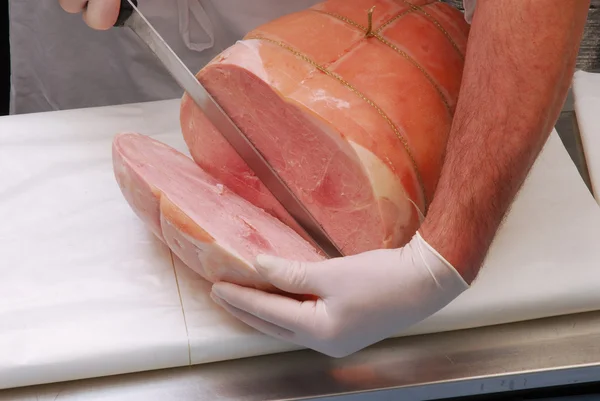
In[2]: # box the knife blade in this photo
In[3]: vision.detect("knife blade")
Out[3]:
[114,0,343,258]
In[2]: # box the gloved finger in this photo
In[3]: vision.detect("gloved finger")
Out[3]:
[211,282,320,334]
[254,255,322,296]
[59,0,88,14]
[82,0,121,30]
[210,292,294,340]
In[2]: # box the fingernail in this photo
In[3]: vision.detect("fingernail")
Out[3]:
[255,254,278,270]
[210,291,223,305]
[211,283,225,297]
[253,255,267,276]
[255,254,267,266]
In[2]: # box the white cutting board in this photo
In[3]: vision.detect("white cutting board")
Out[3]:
[1,98,600,390]
[573,70,600,202]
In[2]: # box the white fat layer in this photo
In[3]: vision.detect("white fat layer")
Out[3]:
[310,89,351,109]
[348,140,415,228]
[162,218,252,273]
[220,40,269,82]
[113,156,127,179]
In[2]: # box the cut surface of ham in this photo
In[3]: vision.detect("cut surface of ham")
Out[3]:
[113,0,469,288]
[113,132,324,290]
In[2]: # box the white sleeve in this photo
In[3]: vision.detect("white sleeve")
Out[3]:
[462,0,476,24]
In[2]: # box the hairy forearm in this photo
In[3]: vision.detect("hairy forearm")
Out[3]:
[419,0,590,283]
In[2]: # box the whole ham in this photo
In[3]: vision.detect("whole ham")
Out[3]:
[112,0,470,290]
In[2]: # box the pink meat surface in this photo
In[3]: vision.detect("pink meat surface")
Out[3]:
[113,132,324,290]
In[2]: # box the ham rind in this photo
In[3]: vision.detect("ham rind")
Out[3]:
[112,132,325,291]
[180,0,469,256]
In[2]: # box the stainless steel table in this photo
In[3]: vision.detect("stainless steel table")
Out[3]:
[0,99,598,401]
[1,310,600,401]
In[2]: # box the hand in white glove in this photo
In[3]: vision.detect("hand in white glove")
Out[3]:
[210,232,469,358]
[59,0,121,30]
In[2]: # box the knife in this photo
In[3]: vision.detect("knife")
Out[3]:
[114,0,343,258]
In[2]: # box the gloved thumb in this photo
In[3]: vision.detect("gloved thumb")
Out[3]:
[254,255,320,295]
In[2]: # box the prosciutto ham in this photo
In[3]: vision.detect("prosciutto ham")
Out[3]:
[112,0,470,290]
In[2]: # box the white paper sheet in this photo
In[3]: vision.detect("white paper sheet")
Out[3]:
[573,70,600,202]
[1,98,600,390]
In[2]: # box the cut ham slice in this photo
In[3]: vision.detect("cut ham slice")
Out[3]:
[112,0,469,288]
[113,132,324,290]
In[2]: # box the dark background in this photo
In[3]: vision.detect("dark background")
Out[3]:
[1,2,9,116]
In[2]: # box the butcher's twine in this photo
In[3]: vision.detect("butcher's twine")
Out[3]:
[365,6,376,37]
[246,33,428,212]
[246,0,463,214]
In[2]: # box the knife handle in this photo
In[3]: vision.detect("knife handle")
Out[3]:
[114,0,138,27]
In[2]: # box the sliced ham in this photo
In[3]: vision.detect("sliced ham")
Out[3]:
[113,0,469,288]
[113,132,324,290]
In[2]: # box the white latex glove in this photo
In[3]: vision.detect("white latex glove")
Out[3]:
[59,0,121,30]
[210,232,469,358]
